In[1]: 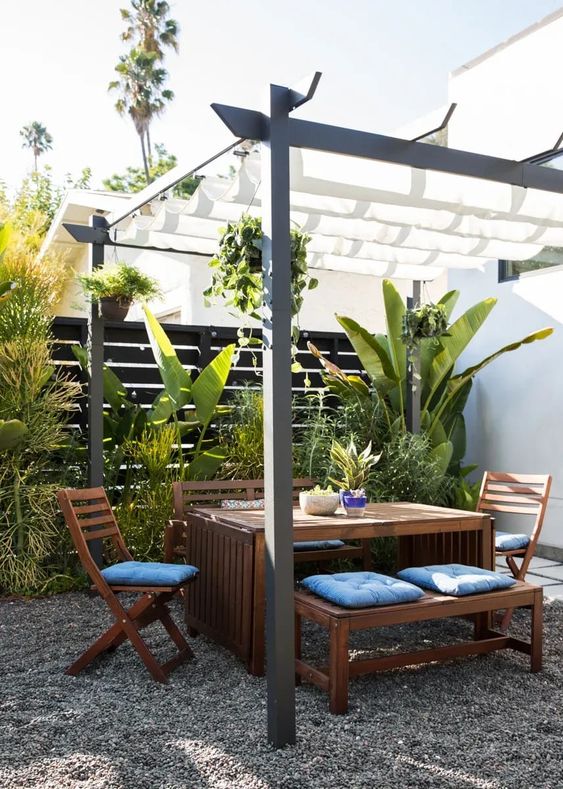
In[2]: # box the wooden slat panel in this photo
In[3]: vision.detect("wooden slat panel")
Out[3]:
[74,502,113,515]
[481,503,539,514]
[485,483,544,495]
[481,492,542,506]
[83,525,118,540]
[486,472,550,484]
[78,514,115,528]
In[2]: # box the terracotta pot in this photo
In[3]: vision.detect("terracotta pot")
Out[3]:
[99,297,131,321]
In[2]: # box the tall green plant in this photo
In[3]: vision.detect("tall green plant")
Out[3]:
[310,279,553,476]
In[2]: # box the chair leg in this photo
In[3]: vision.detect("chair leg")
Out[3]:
[66,589,193,683]
[361,539,372,571]
[295,611,302,686]
[328,618,350,714]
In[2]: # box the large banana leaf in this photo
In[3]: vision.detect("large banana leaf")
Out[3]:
[429,326,554,433]
[192,343,236,426]
[188,445,228,480]
[143,305,192,410]
[335,315,398,393]
[382,279,407,383]
[424,297,496,410]
[72,345,130,413]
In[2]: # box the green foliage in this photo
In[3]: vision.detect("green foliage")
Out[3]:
[218,387,264,479]
[0,419,27,451]
[313,279,553,477]
[204,214,316,349]
[8,167,91,248]
[103,143,199,197]
[0,340,81,594]
[368,432,453,505]
[328,438,381,492]
[78,261,161,304]
[116,425,175,560]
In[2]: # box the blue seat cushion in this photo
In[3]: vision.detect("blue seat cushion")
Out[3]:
[495,531,530,552]
[397,563,516,597]
[101,561,198,587]
[301,571,424,608]
[293,539,346,552]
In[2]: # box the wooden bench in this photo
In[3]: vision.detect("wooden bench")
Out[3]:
[294,581,543,714]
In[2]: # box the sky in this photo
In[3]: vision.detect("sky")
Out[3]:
[1,0,562,193]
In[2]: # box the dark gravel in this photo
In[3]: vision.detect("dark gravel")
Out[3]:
[1,592,562,789]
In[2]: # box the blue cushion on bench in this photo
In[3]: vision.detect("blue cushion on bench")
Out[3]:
[301,571,424,608]
[101,561,198,586]
[495,531,530,551]
[293,540,346,552]
[397,563,516,597]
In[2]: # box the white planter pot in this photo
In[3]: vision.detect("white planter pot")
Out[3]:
[299,491,340,516]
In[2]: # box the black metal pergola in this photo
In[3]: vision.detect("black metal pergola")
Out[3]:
[65,72,563,748]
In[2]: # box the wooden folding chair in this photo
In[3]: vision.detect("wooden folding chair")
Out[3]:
[57,486,198,683]
[477,471,551,630]
[164,478,372,570]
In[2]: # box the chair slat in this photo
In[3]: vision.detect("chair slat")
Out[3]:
[486,472,550,485]
[485,483,544,495]
[65,486,107,501]
[78,514,116,528]
[73,502,113,515]
[480,503,538,515]
[480,493,542,506]
[83,525,119,540]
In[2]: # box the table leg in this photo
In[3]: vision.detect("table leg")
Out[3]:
[329,618,350,715]
[249,533,266,676]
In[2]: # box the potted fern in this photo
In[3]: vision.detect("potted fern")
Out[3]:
[79,262,161,321]
[329,439,381,516]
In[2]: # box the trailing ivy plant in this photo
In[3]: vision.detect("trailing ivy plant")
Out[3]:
[203,214,317,363]
[401,302,449,351]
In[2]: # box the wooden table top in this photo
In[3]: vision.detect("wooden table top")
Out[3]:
[191,501,490,539]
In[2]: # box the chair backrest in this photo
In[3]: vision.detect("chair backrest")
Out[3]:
[476,472,552,549]
[172,478,315,519]
[57,487,133,582]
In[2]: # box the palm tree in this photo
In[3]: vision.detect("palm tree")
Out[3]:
[109,48,174,183]
[110,0,179,179]
[120,0,179,58]
[20,122,53,172]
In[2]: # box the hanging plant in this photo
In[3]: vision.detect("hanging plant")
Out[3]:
[401,302,449,351]
[203,215,317,362]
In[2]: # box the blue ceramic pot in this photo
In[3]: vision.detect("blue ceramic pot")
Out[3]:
[341,492,367,517]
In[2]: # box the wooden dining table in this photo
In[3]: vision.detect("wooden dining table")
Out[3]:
[184,502,493,675]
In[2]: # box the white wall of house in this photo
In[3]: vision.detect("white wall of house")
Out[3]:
[446,9,563,553]
[55,221,447,335]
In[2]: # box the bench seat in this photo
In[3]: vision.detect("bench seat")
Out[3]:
[294,580,543,714]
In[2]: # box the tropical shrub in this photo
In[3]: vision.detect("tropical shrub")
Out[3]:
[0,340,81,594]
[310,278,553,480]
[218,386,264,479]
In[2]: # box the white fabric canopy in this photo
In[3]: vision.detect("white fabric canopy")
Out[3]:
[109,149,563,280]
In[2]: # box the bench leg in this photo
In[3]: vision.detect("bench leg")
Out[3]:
[531,589,543,673]
[295,611,302,686]
[329,619,350,714]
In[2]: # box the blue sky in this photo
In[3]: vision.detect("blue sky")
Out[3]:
[1,0,562,192]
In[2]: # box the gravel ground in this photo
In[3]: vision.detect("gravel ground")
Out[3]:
[1,593,562,789]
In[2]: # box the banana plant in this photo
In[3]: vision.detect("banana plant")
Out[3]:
[310,279,553,475]
[72,304,235,483]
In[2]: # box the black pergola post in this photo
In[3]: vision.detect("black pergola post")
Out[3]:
[87,214,107,566]
[261,84,296,747]
[406,280,422,434]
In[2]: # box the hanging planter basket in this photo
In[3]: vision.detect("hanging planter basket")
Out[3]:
[99,297,132,322]
[401,303,449,350]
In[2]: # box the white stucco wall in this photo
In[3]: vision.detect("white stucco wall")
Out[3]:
[63,243,447,334]
[446,10,563,552]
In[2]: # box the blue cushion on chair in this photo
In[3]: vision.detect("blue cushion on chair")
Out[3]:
[101,561,198,586]
[301,571,424,608]
[293,540,346,552]
[495,531,530,552]
[397,563,516,597]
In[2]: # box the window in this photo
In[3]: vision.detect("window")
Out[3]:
[499,246,563,282]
